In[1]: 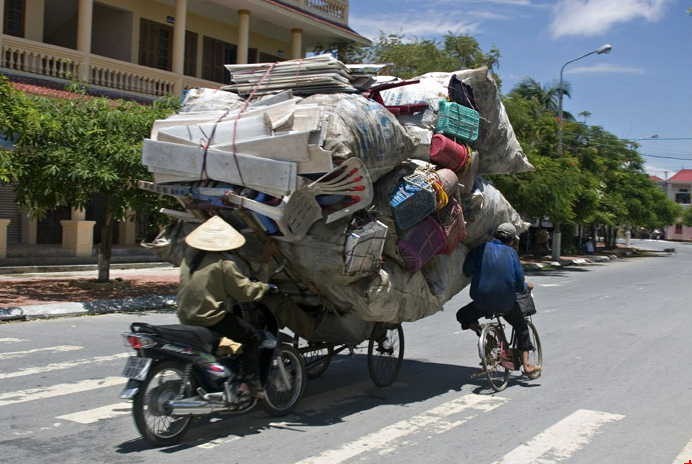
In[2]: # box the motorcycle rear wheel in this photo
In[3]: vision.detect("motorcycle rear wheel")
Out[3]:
[133,361,194,447]
[263,344,306,416]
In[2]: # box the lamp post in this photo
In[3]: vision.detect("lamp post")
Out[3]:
[552,43,613,261]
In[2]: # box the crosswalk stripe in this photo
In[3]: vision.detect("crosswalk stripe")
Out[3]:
[294,394,508,464]
[0,338,25,343]
[57,402,131,424]
[672,438,692,464]
[0,352,130,380]
[490,409,625,464]
[0,345,83,360]
[0,377,126,407]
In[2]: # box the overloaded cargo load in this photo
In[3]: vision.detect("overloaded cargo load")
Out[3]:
[140,54,530,335]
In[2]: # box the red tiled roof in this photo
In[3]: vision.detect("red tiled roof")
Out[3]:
[669,169,692,183]
[10,82,89,100]
[649,175,663,182]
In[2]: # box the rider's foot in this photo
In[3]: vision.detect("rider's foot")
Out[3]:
[523,364,542,379]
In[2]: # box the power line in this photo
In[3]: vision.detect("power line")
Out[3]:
[641,154,692,161]
[634,137,692,141]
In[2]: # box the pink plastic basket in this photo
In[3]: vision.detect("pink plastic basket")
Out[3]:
[397,216,447,272]
[437,199,466,254]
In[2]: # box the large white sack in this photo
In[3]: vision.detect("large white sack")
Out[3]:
[299,94,416,181]
[421,244,471,303]
[430,68,533,175]
[180,88,244,112]
[463,177,529,248]
[382,68,533,176]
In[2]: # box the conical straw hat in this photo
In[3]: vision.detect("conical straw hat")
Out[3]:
[184,216,246,251]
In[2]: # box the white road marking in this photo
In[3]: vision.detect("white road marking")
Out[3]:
[56,402,131,424]
[0,352,130,380]
[293,394,508,464]
[490,409,625,464]
[193,380,373,450]
[0,345,83,360]
[0,377,125,407]
[198,436,242,449]
[672,438,692,464]
[0,338,25,343]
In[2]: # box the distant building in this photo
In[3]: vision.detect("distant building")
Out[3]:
[0,0,368,260]
[657,169,692,241]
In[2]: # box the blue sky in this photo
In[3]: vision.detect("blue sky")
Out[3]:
[348,0,692,178]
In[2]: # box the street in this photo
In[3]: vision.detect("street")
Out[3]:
[0,241,690,464]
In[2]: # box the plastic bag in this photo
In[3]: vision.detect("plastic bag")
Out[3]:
[299,94,415,181]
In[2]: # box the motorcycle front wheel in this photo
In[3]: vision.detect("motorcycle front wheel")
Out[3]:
[263,344,306,416]
[132,361,194,447]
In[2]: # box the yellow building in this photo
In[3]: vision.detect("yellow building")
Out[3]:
[0,0,367,261]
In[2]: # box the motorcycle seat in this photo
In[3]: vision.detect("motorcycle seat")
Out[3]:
[131,322,220,353]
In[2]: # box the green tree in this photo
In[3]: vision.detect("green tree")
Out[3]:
[683,207,692,226]
[319,33,501,81]
[1,76,177,281]
[499,78,680,249]
[511,78,575,121]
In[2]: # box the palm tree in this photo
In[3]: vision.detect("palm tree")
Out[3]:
[511,78,575,121]
[578,110,592,124]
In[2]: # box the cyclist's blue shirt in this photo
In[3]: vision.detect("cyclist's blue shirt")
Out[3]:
[463,239,526,314]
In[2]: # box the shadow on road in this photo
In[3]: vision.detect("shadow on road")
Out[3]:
[115,354,537,453]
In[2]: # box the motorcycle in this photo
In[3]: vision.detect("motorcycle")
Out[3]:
[119,304,306,446]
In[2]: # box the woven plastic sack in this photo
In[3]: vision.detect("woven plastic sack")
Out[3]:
[447,68,533,175]
[299,94,415,181]
[463,177,529,248]
[180,88,244,113]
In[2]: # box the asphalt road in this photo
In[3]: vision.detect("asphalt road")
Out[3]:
[1,240,690,464]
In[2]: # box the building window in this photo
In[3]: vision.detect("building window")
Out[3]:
[248,48,259,64]
[202,36,236,83]
[259,52,283,63]
[184,30,198,76]
[139,18,173,71]
[4,0,26,38]
[675,189,690,204]
[675,223,683,234]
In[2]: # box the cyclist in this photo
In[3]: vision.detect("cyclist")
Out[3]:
[456,222,541,379]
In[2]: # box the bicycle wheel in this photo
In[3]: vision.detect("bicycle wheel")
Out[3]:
[525,320,543,373]
[367,323,404,387]
[478,324,509,392]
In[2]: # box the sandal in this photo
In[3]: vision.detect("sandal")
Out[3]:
[523,366,542,380]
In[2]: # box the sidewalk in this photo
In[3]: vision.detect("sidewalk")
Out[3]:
[0,266,179,321]
[0,245,669,322]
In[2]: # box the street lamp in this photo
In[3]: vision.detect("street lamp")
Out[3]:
[552,43,612,261]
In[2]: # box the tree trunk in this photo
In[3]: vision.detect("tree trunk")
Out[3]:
[97,197,114,282]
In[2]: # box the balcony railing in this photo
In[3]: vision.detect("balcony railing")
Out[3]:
[283,0,349,25]
[0,35,222,98]
[0,36,82,81]
[90,55,176,97]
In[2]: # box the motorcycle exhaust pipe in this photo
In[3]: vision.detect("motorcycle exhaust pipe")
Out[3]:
[168,400,227,416]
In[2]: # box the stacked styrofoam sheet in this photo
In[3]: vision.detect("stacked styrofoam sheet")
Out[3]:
[223,54,357,96]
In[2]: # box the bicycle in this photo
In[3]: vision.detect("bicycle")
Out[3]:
[477,314,542,392]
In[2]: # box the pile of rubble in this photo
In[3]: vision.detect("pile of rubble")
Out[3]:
[140,55,533,339]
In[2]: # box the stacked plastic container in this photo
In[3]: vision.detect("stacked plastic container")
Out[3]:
[390,95,479,272]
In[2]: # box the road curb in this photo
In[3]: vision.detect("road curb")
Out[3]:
[0,294,177,321]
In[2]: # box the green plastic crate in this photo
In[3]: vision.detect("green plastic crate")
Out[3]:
[435,100,480,143]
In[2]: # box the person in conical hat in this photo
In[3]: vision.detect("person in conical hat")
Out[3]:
[177,215,278,394]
